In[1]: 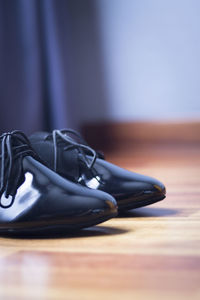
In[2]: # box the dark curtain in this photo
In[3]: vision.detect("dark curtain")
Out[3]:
[0,0,109,135]
[0,0,75,134]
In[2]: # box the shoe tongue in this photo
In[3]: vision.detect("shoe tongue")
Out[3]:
[0,134,26,197]
[0,135,32,159]
[11,137,26,147]
[11,136,32,156]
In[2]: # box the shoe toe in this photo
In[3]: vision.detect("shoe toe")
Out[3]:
[114,173,166,210]
[41,181,118,229]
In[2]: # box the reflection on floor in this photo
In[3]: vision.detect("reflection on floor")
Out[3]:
[0,143,200,300]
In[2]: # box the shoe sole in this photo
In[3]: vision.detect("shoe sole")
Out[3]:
[118,194,166,211]
[0,208,117,236]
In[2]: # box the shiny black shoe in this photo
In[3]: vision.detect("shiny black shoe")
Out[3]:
[30,129,166,211]
[0,131,117,234]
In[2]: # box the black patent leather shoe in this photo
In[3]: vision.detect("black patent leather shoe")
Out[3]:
[0,131,117,234]
[29,129,166,211]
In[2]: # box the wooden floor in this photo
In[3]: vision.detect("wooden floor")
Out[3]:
[0,143,200,300]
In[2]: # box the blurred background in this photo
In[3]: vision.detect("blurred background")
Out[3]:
[0,0,200,148]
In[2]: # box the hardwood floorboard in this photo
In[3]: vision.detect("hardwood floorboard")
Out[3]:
[0,144,199,300]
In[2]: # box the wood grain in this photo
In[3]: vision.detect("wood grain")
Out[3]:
[0,143,200,300]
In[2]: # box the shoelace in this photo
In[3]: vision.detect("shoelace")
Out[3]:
[0,130,36,208]
[50,129,98,172]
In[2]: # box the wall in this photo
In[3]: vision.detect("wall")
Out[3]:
[75,0,200,124]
